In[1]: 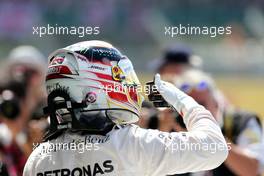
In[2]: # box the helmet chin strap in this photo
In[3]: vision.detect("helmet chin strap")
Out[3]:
[43,89,114,141]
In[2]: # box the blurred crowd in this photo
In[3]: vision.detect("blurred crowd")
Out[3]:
[1,0,263,38]
[0,0,264,76]
[0,46,49,175]
[0,42,263,176]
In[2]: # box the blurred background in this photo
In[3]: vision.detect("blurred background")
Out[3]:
[0,0,263,116]
[0,1,264,176]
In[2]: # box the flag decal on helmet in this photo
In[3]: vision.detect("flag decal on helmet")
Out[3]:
[112,66,124,81]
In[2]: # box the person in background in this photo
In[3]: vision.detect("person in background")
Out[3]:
[8,45,49,157]
[0,45,48,176]
[174,69,263,176]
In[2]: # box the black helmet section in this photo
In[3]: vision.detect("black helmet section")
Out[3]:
[43,88,114,141]
[75,46,124,63]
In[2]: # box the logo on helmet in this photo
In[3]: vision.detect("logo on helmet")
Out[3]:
[50,55,65,66]
[112,66,125,81]
[85,92,97,103]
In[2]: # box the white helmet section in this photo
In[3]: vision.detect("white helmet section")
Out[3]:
[46,40,144,125]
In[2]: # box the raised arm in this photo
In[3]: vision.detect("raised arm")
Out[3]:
[142,74,228,175]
